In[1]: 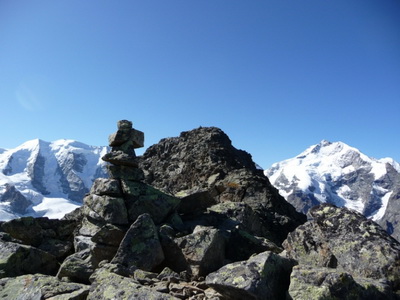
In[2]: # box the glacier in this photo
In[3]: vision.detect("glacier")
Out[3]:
[0,139,108,220]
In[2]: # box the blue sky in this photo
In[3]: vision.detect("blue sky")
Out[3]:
[0,1,399,169]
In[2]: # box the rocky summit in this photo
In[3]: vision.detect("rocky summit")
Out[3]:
[0,120,399,299]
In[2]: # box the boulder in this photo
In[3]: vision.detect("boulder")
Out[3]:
[111,213,164,271]
[57,249,94,284]
[83,194,128,225]
[0,241,59,278]
[162,225,225,279]
[283,204,400,288]
[0,274,89,300]
[90,178,122,196]
[288,265,395,300]
[206,251,295,300]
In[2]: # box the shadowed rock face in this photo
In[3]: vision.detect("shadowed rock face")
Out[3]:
[0,184,32,214]
[139,126,306,245]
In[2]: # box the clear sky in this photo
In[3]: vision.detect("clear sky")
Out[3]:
[0,1,399,169]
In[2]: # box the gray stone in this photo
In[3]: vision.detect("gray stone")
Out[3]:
[165,226,225,278]
[83,194,128,225]
[0,241,59,278]
[111,213,164,271]
[57,249,94,284]
[288,265,395,300]
[90,178,122,196]
[206,251,295,300]
[102,151,138,167]
[107,164,144,181]
[0,274,89,300]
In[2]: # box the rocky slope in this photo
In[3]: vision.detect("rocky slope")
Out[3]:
[138,126,306,245]
[1,122,400,299]
[0,139,108,220]
[265,140,400,239]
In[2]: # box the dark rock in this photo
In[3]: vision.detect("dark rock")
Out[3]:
[177,190,217,215]
[83,194,128,225]
[91,223,126,246]
[0,241,59,278]
[0,184,32,214]
[0,274,89,299]
[0,217,76,260]
[57,249,94,284]
[102,151,139,167]
[111,213,164,271]
[139,126,306,245]
[206,251,295,300]
[283,204,400,289]
[288,265,395,300]
[90,178,122,196]
[123,181,180,224]
[225,228,282,262]
[106,164,144,181]
[162,225,225,279]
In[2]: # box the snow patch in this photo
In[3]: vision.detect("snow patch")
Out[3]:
[372,191,393,221]
[32,197,80,219]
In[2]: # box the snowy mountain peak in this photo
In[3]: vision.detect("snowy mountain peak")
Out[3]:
[0,139,109,221]
[266,140,400,222]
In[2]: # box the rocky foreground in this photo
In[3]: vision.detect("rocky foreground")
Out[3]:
[1,121,400,299]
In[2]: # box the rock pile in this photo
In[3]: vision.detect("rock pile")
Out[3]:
[1,121,400,299]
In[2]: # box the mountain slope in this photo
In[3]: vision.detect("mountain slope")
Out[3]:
[265,140,400,223]
[0,139,108,220]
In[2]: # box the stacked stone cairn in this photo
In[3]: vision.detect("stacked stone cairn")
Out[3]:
[57,120,181,283]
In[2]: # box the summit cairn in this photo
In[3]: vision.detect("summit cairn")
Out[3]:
[57,120,180,284]
[102,119,145,177]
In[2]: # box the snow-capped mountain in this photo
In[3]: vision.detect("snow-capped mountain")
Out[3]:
[0,139,108,221]
[265,140,400,237]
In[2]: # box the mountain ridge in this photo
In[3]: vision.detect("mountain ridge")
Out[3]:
[265,139,400,239]
[0,138,108,220]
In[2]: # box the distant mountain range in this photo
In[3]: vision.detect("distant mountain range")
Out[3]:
[1,137,400,241]
[0,139,108,220]
[265,140,400,240]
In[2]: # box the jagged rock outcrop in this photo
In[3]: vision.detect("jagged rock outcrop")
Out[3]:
[139,126,306,245]
[0,184,32,214]
[283,203,400,298]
